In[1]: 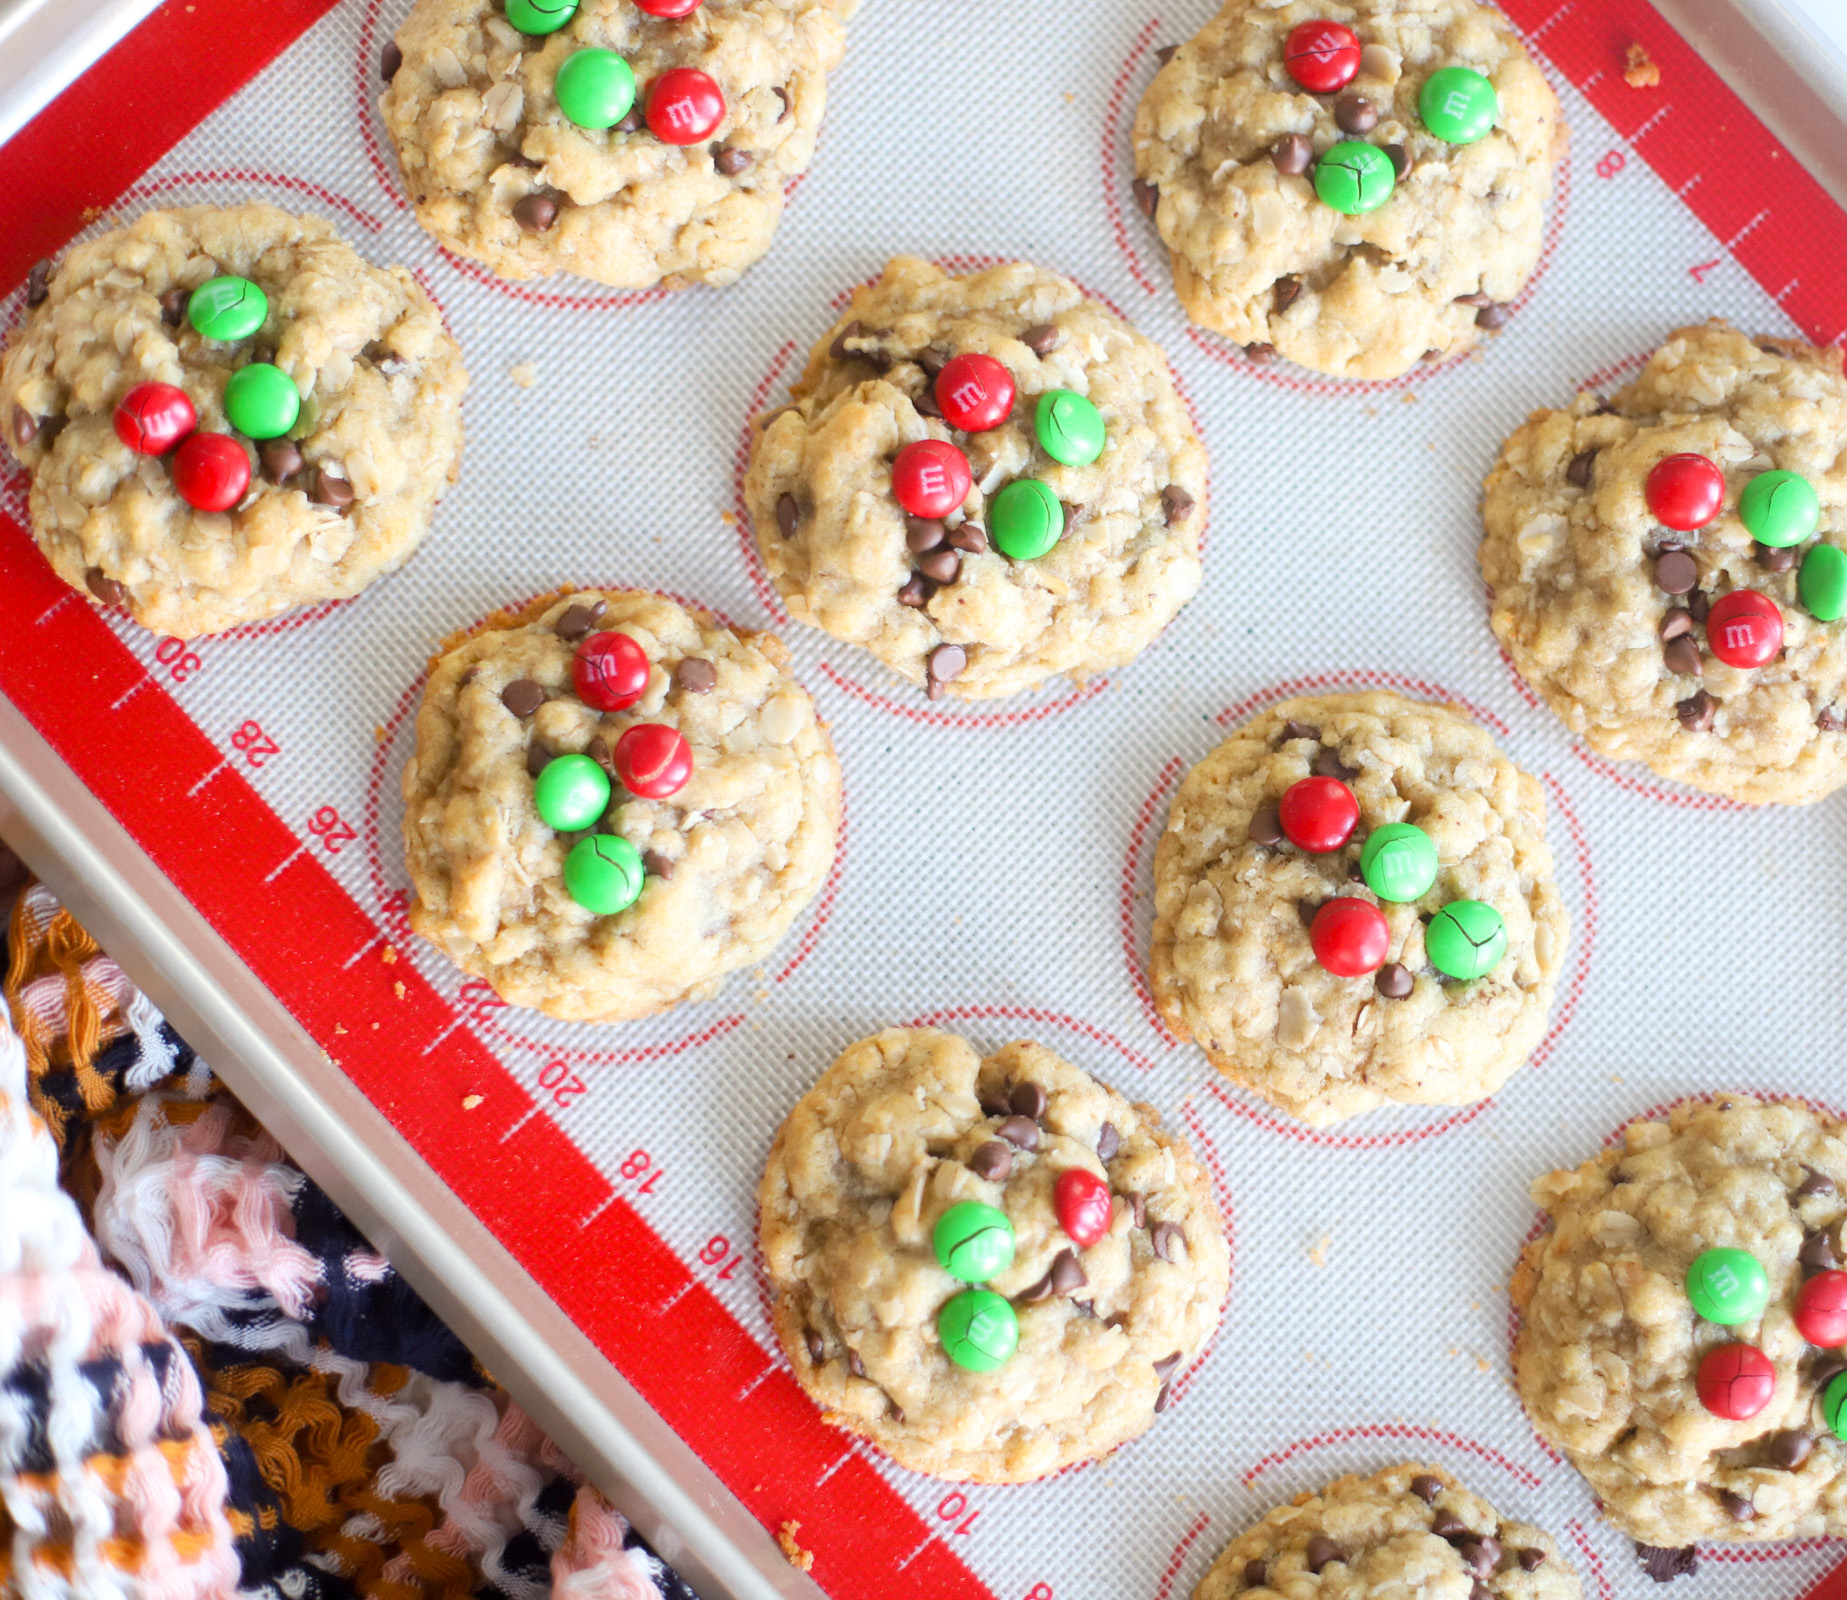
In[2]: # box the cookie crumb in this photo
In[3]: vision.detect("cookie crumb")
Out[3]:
[381,945,399,965]
[333,1023,347,1035]
[1308,1234,1331,1268]
[720,510,736,525]
[462,1093,484,1110]
[777,1521,813,1573]
[1624,43,1660,88]
[374,724,387,742]
[509,360,539,389]
[393,981,406,999]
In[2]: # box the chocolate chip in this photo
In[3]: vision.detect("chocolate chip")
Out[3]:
[1247,807,1283,845]
[1152,1352,1183,1382]
[828,319,864,361]
[803,1327,824,1363]
[1516,1548,1547,1573]
[512,194,558,232]
[1281,719,1319,742]
[1304,1537,1344,1574]
[996,1115,1039,1151]
[1716,1490,1754,1522]
[1154,44,1177,64]
[24,259,51,308]
[1476,303,1513,330]
[1335,93,1378,133]
[1244,342,1278,363]
[1756,540,1798,572]
[310,467,355,507]
[914,386,942,420]
[1809,1354,1847,1390]
[1241,1561,1268,1589]
[84,568,127,607]
[1295,898,1320,929]
[1021,323,1060,355]
[896,575,933,608]
[1071,1299,1094,1318]
[1131,179,1159,218]
[1151,1221,1182,1262]
[1635,1543,1698,1583]
[259,438,302,483]
[614,107,643,133]
[775,492,797,538]
[160,287,188,326]
[674,657,716,694]
[1798,1166,1837,1197]
[1663,635,1702,676]
[642,850,674,880]
[1050,1249,1087,1294]
[1160,486,1195,527]
[1821,707,1845,732]
[12,406,37,447]
[1766,1428,1813,1469]
[713,144,753,175]
[969,1140,1012,1182]
[1688,588,1710,623]
[926,642,966,695]
[912,548,960,587]
[1271,133,1313,176]
[1800,1227,1838,1272]
[1153,1380,1175,1412]
[1459,1536,1500,1574]
[1410,1474,1443,1504]
[1128,1192,1147,1229]
[1009,1082,1048,1120]
[554,603,598,640]
[1470,1585,1493,1600]
[526,742,551,777]
[1454,293,1494,308]
[1659,606,1692,641]
[772,86,790,121]
[1676,689,1719,733]
[1375,962,1413,999]
[1432,1511,1468,1541]
[381,39,402,79]
[1313,746,1358,781]
[1383,142,1411,179]
[1097,1121,1119,1161]
[501,679,544,717]
[1566,449,1597,487]
[945,521,988,554]
[887,1398,904,1423]
[918,346,950,377]
[1273,275,1302,312]
[846,1349,866,1379]
[906,516,946,553]
[1017,1269,1057,1304]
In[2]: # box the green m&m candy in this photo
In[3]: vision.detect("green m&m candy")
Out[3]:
[1824,1371,1847,1442]
[1034,389,1105,467]
[223,362,300,440]
[1800,542,1847,623]
[933,1202,1015,1283]
[1313,141,1396,215]
[1741,469,1821,548]
[555,48,635,129]
[563,834,644,914]
[1419,66,1498,144]
[534,752,611,831]
[990,477,1064,560]
[1360,823,1439,903]
[937,1289,1018,1372]
[188,276,268,341]
[505,0,576,33]
[1425,899,1506,980]
[1685,1247,1769,1325]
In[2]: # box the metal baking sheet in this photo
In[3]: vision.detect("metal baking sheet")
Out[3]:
[4,3,1847,1598]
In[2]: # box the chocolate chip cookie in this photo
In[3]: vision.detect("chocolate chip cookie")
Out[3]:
[1513,1095,1847,1547]
[1483,320,1847,805]
[1149,693,1567,1126]
[758,1027,1230,1481]
[743,256,1208,700]
[402,588,840,1021]
[1192,1463,1579,1600]
[1,204,466,638]
[381,0,851,288]
[1133,0,1562,380]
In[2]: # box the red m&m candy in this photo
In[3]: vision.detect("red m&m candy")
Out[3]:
[1796,1271,1847,1348]
[114,382,196,455]
[1284,20,1361,93]
[646,67,724,143]
[1278,777,1359,853]
[1705,590,1783,669]
[1310,899,1390,977]
[1053,1168,1112,1248]
[574,631,651,712]
[891,439,972,518]
[1646,453,1725,531]
[613,723,692,798]
[634,0,699,12]
[935,354,1014,433]
[171,433,250,512]
[1696,1341,1776,1420]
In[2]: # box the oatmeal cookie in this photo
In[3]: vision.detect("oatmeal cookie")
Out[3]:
[1,204,465,638]
[1149,693,1566,1126]
[1192,1463,1579,1600]
[758,1028,1229,1481]
[1512,1096,1847,1547]
[1133,0,1562,380]
[381,0,851,288]
[1483,320,1847,805]
[743,257,1207,699]
[402,588,840,1021]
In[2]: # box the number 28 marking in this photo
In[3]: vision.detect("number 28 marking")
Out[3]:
[231,719,279,767]
[1596,149,1625,179]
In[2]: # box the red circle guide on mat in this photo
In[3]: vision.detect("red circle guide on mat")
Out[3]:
[3,2,1847,1598]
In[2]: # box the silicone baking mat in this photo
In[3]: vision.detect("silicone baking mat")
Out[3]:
[4,1,1847,1595]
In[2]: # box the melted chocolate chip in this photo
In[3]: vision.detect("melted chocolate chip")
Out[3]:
[1009,1082,1047,1120]
[259,438,302,483]
[381,40,402,80]
[1516,1548,1547,1573]
[1151,1221,1182,1262]
[803,1327,824,1363]
[1097,1121,1119,1161]
[1375,962,1413,999]
[945,521,988,553]
[1022,323,1060,354]
[1799,1227,1838,1272]
[501,679,544,717]
[1132,179,1159,218]
[968,1140,1012,1182]
[1247,807,1283,845]
[1304,1536,1344,1575]
[845,1349,866,1379]
[674,657,716,694]
[1270,133,1312,176]
[84,568,127,607]
[713,145,752,176]
[1676,690,1719,732]
[996,1115,1039,1151]
[526,742,551,777]
[554,601,603,640]
[1635,1544,1699,1583]
[1274,275,1302,312]
[1765,1429,1812,1469]
[1566,449,1597,487]
[1049,1248,1087,1294]
[25,259,51,307]
[512,194,558,232]
[1716,1490,1754,1522]
[1797,1166,1837,1198]
[1410,1474,1443,1504]
[775,492,798,538]
[1161,485,1196,526]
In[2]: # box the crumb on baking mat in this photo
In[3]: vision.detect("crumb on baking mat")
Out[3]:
[777,1520,814,1573]
[1624,43,1660,87]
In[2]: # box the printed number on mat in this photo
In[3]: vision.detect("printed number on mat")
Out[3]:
[154,637,203,681]
[621,1148,664,1194]
[458,978,508,1023]
[231,719,279,767]
[307,806,357,853]
[698,1235,743,1280]
[537,1059,588,1108]
[936,1492,979,1537]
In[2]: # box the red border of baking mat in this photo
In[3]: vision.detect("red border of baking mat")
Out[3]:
[2,2,1845,1597]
